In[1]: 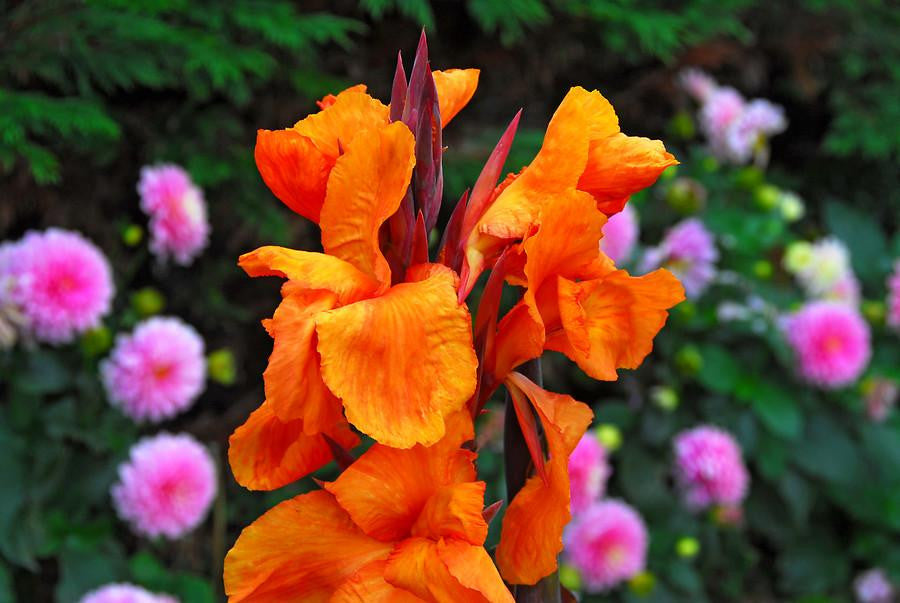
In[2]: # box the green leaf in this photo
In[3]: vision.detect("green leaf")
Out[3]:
[792,414,860,483]
[696,344,741,394]
[744,382,803,440]
[0,561,13,603]
[824,200,891,285]
[55,542,127,602]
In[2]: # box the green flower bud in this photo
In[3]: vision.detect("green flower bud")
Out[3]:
[669,112,695,140]
[754,184,781,211]
[778,192,805,222]
[753,260,773,279]
[676,536,700,558]
[131,287,166,317]
[208,348,237,386]
[81,326,112,357]
[651,386,679,411]
[665,178,707,214]
[734,167,764,191]
[596,424,622,452]
[558,563,582,592]
[628,571,656,596]
[675,345,703,376]
[783,241,813,274]
[862,300,886,325]
[122,224,144,247]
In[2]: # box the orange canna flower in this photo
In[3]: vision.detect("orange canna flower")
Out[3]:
[459,87,677,299]
[224,412,514,602]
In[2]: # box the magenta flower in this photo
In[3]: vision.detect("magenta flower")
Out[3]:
[641,218,718,298]
[564,499,648,592]
[138,164,209,266]
[888,261,900,330]
[674,426,749,510]
[79,583,177,603]
[112,433,216,539]
[10,229,114,344]
[102,317,206,423]
[854,568,895,603]
[783,301,871,389]
[600,204,639,265]
[724,99,787,163]
[700,87,745,150]
[568,433,611,514]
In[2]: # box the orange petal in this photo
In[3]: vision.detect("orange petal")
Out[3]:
[316,265,477,448]
[384,538,509,603]
[497,373,593,585]
[263,290,341,430]
[411,482,489,545]
[549,269,685,380]
[224,490,392,602]
[332,560,424,602]
[317,84,368,110]
[239,246,379,304]
[432,69,480,126]
[228,401,358,491]
[294,89,390,159]
[437,539,515,603]
[578,133,678,216]
[320,121,416,287]
[255,129,335,223]
[493,301,544,386]
[325,423,477,542]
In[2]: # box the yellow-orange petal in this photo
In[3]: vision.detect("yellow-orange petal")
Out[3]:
[324,434,477,542]
[294,89,390,159]
[254,128,334,223]
[497,373,593,585]
[432,69,480,126]
[317,84,368,110]
[228,401,358,491]
[331,560,425,602]
[320,121,415,287]
[316,265,477,448]
[224,490,392,602]
[384,538,511,603]
[239,246,379,304]
[411,482,489,545]
[437,539,515,603]
[578,133,678,216]
[263,290,341,430]
[492,301,544,382]
[549,269,685,381]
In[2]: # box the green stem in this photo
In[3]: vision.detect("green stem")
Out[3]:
[503,358,561,603]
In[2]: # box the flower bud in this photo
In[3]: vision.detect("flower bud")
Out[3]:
[783,241,813,274]
[628,571,656,596]
[862,300,886,325]
[778,192,805,222]
[596,424,622,452]
[675,345,703,376]
[208,348,237,386]
[558,563,582,592]
[81,325,112,357]
[122,224,144,247]
[651,386,679,411]
[754,184,780,211]
[131,287,166,317]
[676,536,700,558]
[753,260,773,279]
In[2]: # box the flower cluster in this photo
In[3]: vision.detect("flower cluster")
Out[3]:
[138,164,209,266]
[79,583,177,603]
[673,426,749,510]
[224,34,683,600]
[641,218,718,298]
[784,238,860,306]
[112,433,216,539]
[681,68,787,164]
[0,228,114,344]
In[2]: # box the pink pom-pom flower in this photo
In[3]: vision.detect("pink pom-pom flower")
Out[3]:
[640,218,718,298]
[679,68,718,103]
[102,317,206,423]
[568,433,611,514]
[600,204,639,265]
[723,99,787,163]
[10,229,114,344]
[112,433,216,539]
[783,301,871,389]
[79,583,177,603]
[888,261,900,330]
[564,499,648,592]
[138,164,209,266]
[854,568,895,603]
[674,426,749,510]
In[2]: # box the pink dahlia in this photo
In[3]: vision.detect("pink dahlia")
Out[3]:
[112,433,216,539]
[79,583,177,603]
[568,433,611,514]
[641,218,718,298]
[600,204,639,265]
[674,426,749,510]
[12,229,114,344]
[102,317,206,422]
[699,87,745,152]
[783,301,871,389]
[723,99,787,163]
[679,68,717,103]
[854,568,895,603]
[564,499,648,592]
[888,261,900,329]
[138,164,209,266]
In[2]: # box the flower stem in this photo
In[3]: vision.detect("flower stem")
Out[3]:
[503,357,561,603]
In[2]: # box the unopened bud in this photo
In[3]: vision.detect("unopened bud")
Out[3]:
[558,564,582,591]
[208,348,237,385]
[81,326,112,357]
[596,424,622,452]
[676,536,700,558]
[651,386,679,411]
[122,224,144,247]
[754,184,780,211]
[131,287,165,317]
[628,571,656,596]
[675,345,703,376]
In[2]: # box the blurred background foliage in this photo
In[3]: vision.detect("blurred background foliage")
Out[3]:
[0,0,898,601]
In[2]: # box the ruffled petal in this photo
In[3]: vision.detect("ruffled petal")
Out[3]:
[224,490,392,602]
[549,269,684,380]
[411,482,488,545]
[320,121,416,287]
[255,128,335,223]
[437,539,515,603]
[316,265,477,448]
[239,246,379,304]
[294,89,390,158]
[264,290,341,430]
[318,84,368,110]
[228,401,358,491]
[497,373,593,585]
[432,69,480,126]
[578,133,678,216]
[331,560,425,602]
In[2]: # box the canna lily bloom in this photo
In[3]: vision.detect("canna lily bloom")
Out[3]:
[224,412,514,602]
[232,120,477,491]
[255,69,478,224]
[458,87,677,299]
